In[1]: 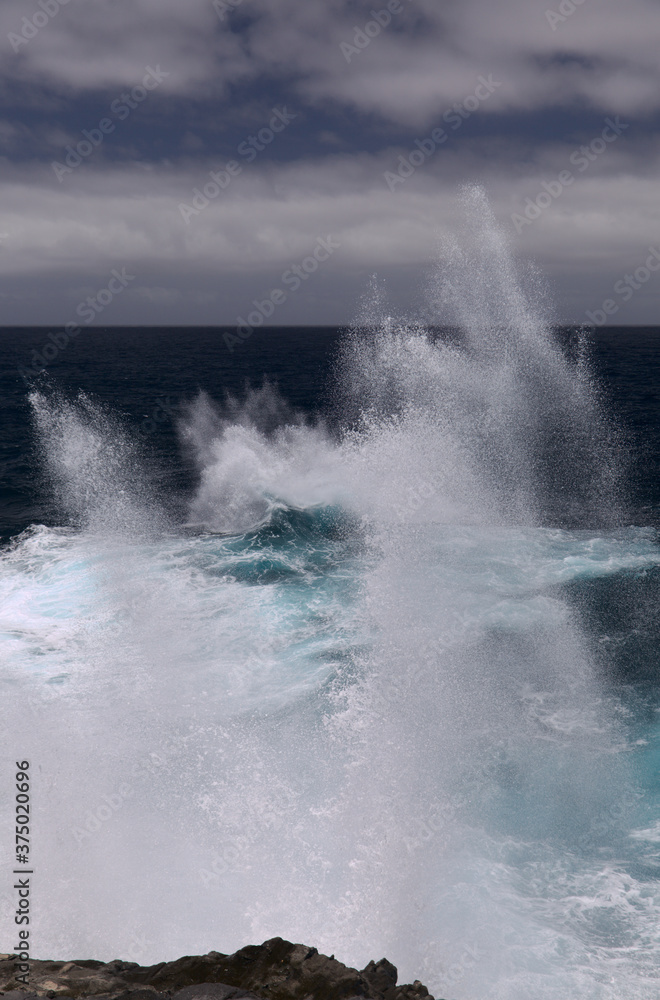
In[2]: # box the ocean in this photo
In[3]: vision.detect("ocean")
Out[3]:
[1,212,659,1000]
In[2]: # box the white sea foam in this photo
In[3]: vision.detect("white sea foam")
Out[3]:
[1,188,658,999]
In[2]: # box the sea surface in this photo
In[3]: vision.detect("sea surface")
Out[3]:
[1,212,659,1000]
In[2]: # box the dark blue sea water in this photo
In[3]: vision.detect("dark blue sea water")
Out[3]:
[1,212,659,1000]
[2,325,659,535]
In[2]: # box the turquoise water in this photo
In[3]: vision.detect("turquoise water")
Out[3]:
[1,193,659,999]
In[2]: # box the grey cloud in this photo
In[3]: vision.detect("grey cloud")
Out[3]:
[2,139,659,323]
[1,0,659,121]
[217,0,660,122]
[1,0,249,96]
[1,0,659,328]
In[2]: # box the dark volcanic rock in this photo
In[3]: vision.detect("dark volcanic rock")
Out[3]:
[172,985,257,1000]
[361,960,397,995]
[0,940,439,1000]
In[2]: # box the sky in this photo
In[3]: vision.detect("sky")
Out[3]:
[1,0,659,328]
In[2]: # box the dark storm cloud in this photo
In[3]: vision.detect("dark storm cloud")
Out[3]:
[1,0,659,325]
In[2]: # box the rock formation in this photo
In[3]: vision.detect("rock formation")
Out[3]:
[0,938,440,1000]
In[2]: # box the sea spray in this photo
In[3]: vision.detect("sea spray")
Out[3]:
[0,188,657,1000]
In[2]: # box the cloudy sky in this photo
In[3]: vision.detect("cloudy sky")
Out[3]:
[1,0,659,327]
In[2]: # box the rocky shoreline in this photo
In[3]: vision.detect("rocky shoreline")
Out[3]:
[0,938,441,1000]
